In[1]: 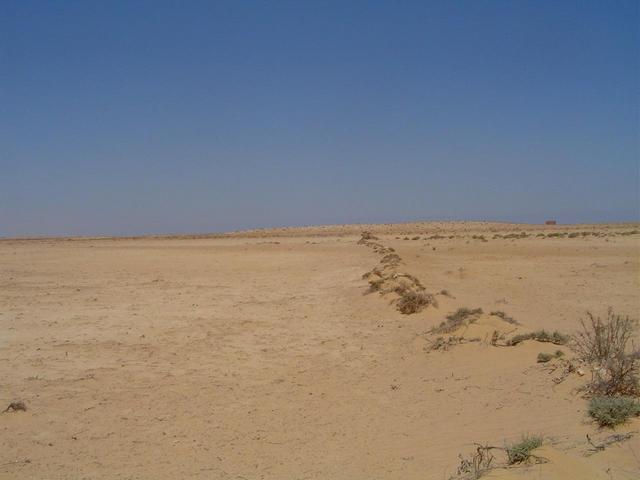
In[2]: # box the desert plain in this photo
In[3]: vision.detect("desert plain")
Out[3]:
[1,221,639,479]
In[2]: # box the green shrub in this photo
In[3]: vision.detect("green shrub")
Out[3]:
[588,396,640,427]
[537,350,564,363]
[505,436,543,464]
[537,352,553,363]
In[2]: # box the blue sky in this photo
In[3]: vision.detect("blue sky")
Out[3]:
[1,1,638,236]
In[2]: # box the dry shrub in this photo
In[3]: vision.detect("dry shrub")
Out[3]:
[366,277,386,293]
[432,308,483,334]
[452,437,544,479]
[574,309,639,396]
[3,400,27,412]
[573,309,636,363]
[380,253,401,265]
[508,330,569,346]
[396,290,436,314]
[591,352,640,396]
[358,231,378,243]
[490,310,519,325]
[391,273,424,291]
[362,267,382,280]
[453,444,495,479]
[427,336,480,352]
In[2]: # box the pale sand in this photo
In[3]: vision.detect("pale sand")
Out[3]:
[1,222,639,479]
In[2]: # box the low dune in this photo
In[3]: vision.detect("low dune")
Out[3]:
[1,222,639,479]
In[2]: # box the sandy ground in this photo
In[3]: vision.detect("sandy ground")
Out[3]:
[1,222,639,479]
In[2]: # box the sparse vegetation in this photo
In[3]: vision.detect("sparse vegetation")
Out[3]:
[432,308,483,334]
[358,231,378,242]
[380,253,401,265]
[503,232,529,239]
[574,309,639,396]
[396,290,436,314]
[508,330,569,346]
[592,352,640,396]
[537,352,553,363]
[490,310,518,325]
[366,277,385,293]
[3,400,27,413]
[452,436,544,479]
[588,396,640,427]
[537,350,564,363]
[505,436,543,464]
[427,335,481,352]
[573,309,636,364]
[453,444,496,479]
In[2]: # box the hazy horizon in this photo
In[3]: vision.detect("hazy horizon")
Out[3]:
[2,1,638,237]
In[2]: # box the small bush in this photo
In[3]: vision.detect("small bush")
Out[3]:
[505,436,542,464]
[537,352,553,363]
[359,231,378,241]
[574,309,639,396]
[396,291,436,314]
[588,396,640,427]
[573,309,636,364]
[591,353,640,396]
[537,350,564,363]
[509,330,569,346]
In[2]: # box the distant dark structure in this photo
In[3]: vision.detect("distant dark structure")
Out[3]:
[545,220,557,225]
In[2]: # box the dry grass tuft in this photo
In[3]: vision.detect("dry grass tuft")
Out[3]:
[508,330,569,346]
[505,436,543,464]
[453,444,496,479]
[489,310,518,325]
[3,400,27,413]
[432,308,483,334]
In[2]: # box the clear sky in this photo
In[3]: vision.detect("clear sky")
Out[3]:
[2,1,638,237]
